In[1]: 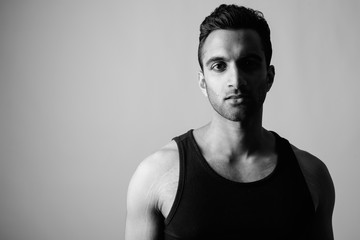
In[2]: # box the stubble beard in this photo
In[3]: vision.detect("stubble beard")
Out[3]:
[206,86,267,123]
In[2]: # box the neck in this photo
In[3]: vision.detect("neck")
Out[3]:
[199,108,268,159]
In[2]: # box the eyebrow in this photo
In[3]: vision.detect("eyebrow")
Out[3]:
[244,53,262,61]
[205,53,262,67]
[205,56,228,67]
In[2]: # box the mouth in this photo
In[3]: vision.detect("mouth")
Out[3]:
[224,94,250,105]
[225,94,246,100]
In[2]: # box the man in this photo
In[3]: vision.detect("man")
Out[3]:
[125,4,335,240]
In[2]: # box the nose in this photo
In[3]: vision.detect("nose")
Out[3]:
[228,64,246,89]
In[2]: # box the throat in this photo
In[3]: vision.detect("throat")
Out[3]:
[192,126,278,183]
[206,155,278,183]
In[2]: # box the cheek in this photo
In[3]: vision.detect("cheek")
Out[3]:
[255,81,269,103]
[206,85,224,104]
[205,84,216,97]
[204,78,222,97]
[249,71,268,87]
[247,75,268,98]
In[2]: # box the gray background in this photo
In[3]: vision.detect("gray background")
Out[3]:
[1,0,359,239]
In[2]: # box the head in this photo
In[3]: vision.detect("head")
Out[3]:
[197,5,275,122]
[198,4,272,71]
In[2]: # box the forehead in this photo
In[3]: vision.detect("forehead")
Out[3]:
[202,29,264,62]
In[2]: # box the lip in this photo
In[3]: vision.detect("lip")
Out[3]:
[225,95,246,100]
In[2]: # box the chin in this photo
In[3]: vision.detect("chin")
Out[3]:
[224,114,246,122]
[217,108,247,122]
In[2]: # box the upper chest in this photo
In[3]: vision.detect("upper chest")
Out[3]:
[204,153,278,183]
[160,151,316,238]
[156,154,278,219]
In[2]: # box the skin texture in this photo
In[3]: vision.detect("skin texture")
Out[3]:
[199,29,272,123]
[125,29,335,240]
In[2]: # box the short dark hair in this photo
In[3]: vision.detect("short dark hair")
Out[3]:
[198,4,272,70]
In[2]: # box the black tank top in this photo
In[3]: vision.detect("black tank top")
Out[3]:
[163,130,315,240]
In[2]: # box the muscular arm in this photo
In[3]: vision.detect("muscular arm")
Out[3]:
[125,142,179,240]
[312,161,335,240]
[125,156,164,240]
[292,145,335,240]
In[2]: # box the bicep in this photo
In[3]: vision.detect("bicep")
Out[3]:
[313,163,335,240]
[125,162,164,240]
[125,204,163,240]
[293,146,335,239]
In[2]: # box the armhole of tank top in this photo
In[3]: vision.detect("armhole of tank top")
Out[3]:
[164,137,186,226]
[281,135,317,212]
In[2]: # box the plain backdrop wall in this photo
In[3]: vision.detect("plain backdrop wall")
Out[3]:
[0,0,359,239]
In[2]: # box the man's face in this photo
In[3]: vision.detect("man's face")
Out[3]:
[199,29,274,122]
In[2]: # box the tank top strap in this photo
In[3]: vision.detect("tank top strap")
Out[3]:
[164,130,316,239]
[271,131,300,169]
[164,130,192,225]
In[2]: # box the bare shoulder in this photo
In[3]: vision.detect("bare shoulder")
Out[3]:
[127,140,179,212]
[291,144,335,211]
[290,144,335,238]
[291,144,329,176]
[125,140,179,239]
[135,140,179,178]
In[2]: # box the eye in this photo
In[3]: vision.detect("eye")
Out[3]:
[211,62,227,72]
[240,59,261,72]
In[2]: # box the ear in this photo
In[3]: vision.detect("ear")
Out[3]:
[266,65,275,92]
[198,71,208,97]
